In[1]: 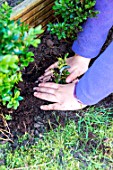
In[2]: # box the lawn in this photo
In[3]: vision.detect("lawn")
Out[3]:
[0,106,113,170]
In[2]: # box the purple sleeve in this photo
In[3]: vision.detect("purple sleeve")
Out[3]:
[72,0,113,58]
[75,41,113,105]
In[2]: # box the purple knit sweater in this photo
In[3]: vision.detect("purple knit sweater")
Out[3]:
[72,0,113,105]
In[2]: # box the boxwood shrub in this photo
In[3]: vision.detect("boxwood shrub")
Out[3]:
[0,2,43,109]
[48,0,98,40]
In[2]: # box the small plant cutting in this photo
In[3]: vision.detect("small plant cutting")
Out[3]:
[53,53,70,84]
[0,2,43,109]
[48,0,98,40]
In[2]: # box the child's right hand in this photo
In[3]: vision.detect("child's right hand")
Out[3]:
[38,54,91,83]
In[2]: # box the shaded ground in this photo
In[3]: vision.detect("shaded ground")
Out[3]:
[0,28,113,145]
[0,31,75,140]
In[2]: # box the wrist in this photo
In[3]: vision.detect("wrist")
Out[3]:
[74,53,91,62]
[73,82,87,106]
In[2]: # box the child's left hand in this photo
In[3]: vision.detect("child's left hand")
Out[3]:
[33,82,87,110]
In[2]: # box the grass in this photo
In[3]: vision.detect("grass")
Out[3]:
[0,106,113,170]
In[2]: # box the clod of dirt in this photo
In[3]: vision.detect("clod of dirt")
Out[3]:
[46,39,54,47]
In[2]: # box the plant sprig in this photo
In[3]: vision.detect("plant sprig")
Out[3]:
[53,53,70,84]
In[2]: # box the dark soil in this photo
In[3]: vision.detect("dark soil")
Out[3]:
[1,28,113,146]
[0,1,113,168]
[0,31,74,142]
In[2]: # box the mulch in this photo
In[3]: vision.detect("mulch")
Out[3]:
[1,29,113,144]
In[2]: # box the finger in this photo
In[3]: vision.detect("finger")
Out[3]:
[38,75,52,83]
[38,70,53,81]
[40,103,63,110]
[36,75,44,83]
[33,86,56,94]
[34,92,58,102]
[42,76,52,82]
[37,70,54,83]
[43,69,53,77]
[66,70,79,83]
[40,101,86,110]
[38,82,60,89]
[37,75,44,80]
[45,62,58,72]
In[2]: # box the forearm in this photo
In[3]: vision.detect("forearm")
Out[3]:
[72,0,113,58]
[75,41,113,105]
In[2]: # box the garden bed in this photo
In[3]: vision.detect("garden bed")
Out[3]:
[0,29,113,168]
[0,30,74,140]
[1,28,113,142]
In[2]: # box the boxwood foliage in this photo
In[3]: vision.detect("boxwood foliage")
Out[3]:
[0,2,43,109]
[48,0,98,40]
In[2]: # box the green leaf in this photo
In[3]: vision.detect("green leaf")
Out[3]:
[2,96,11,102]
[27,52,34,58]
[18,96,23,101]
[47,0,97,40]
[0,2,42,109]
[14,102,19,110]
[14,90,20,98]
[35,25,44,34]
[7,103,13,109]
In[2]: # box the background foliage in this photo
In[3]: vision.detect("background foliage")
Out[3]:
[0,2,43,109]
[48,0,98,40]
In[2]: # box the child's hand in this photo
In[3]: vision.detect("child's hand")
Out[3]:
[38,54,91,83]
[65,54,91,83]
[33,82,87,110]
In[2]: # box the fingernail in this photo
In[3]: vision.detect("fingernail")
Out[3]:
[66,79,69,83]
[34,92,37,96]
[40,106,43,109]
[35,80,38,83]
[33,87,37,90]
[38,83,43,86]
[34,92,39,97]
